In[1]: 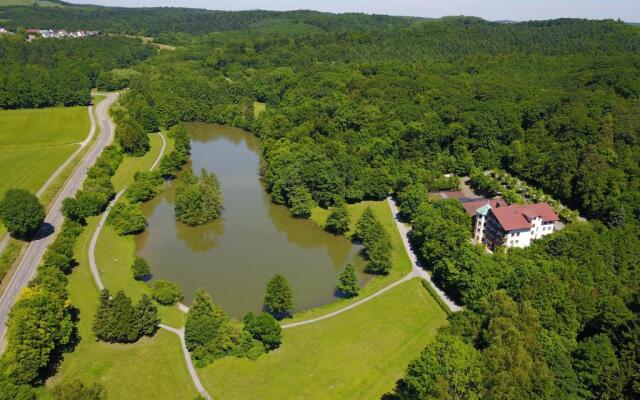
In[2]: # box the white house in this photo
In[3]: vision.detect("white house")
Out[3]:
[470,202,559,249]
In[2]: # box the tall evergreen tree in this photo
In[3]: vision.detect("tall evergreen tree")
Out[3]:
[336,264,360,297]
[135,294,159,337]
[325,202,350,234]
[185,288,228,352]
[263,273,294,319]
[92,289,112,341]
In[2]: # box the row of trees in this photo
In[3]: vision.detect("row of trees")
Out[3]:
[354,207,392,274]
[0,218,84,385]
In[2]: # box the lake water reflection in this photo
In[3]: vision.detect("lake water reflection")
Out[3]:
[136,123,368,318]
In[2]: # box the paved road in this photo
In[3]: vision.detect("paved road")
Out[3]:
[0,92,120,345]
[0,105,98,266]
[159,324,212,400]
[282,197,462,329]
[88,132,165,291]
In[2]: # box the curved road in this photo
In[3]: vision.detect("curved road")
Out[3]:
[0,92,120,345]
[282,197,462,329]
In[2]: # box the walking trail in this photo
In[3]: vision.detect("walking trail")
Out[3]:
[282,197,461,329]
[87,132,211,399]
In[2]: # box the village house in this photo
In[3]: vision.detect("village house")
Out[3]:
[468,202,559,249]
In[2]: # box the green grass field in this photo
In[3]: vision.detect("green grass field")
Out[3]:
[200,278,447,399]
[0,106,88,148]
[253,101,266,118]
[0,105,90,237]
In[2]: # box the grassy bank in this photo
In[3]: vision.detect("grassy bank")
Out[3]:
[200,278,447,399]
[289,200,411,322]
[46,132,195,398]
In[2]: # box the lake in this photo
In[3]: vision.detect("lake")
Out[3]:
[136,123,368,318]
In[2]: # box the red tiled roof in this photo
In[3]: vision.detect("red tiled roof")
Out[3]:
[462,198,508,216]
[491,203,559,231]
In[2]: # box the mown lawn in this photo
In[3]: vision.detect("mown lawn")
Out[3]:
[46,132,195,398]
[0,106,88,148]
[200,278,447,399]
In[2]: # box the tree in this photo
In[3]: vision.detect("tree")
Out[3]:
[126,171,164,203]
[104,290,139,343]
[134,294,159,337]
[184,288,229,355]
[115,119,149,156]
[396,183,428,221]
[150,279,183,305]
[287,185,314,218]
[131,256,151,280]
[51,380,106,400]
[325,202,350,234]
[243,312,282,351]
[0,189,45,239]
[336,264,359,297]
[174,169,223,226]
[395,334,484,400]
[92,289,112,342]
[106,203,147,235]
[263,273,294,318]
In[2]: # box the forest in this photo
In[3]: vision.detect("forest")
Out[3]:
[104,17,639,399]
[0,35,154,108]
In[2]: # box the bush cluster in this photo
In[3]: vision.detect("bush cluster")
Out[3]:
[106,203,147,235]
[353,207,392,274]
[174,169,223,226]
[185,289,267,366]
[150,279,183,305]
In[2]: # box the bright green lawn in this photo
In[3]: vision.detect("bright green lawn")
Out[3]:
[111,132,164,191]
[47,217,196,399]
[200,278,447,399]
[0,106,88,148]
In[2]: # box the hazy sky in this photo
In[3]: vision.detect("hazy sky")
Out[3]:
[65,0,640,21]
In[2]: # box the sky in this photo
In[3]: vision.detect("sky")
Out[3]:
[64,0,640,22]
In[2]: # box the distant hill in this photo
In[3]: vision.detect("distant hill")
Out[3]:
[0,3,421,36]
[0,0,64,7]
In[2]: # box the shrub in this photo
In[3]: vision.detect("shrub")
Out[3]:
[150,279,183,305]
[243,312,282,351]
[107,203,147,235]
[131,256,151,280]
[0,189,45,239]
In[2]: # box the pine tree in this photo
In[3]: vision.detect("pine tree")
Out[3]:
[336,264,360,297]
[263,273,294,319]
[325,202,350,234]
[107,291,138,343]
[135,294,159,337]
[92,289,112,341]
[185,288,229,352]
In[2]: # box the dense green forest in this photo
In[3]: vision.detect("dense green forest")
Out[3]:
[0,35,154,108]
[108,17,639,399]
[0,5,418,37]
